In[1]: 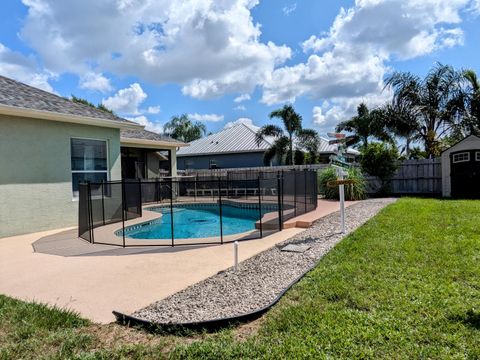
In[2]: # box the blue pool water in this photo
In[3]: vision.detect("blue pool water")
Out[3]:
[120,204,270,240]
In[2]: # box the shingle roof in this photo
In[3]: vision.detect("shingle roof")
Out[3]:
[0,75,138,126]
[121,128,185,145]
[177,123,272,156]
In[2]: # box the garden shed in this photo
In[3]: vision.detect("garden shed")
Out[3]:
[441,134,480,198]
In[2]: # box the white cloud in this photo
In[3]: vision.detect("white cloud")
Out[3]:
[79,72,113,92]
[282,3,297,16]
[19,0,291,99]
[224,117,258,130]
[102,83,147,115]
[146,105,161,114]
[188,112,224,122]
[0,42,54,92]
[312,90,393,134]
[234,105,246,111]
[234,93,251,103]
[126,115,164,134]
[262,0,477,134]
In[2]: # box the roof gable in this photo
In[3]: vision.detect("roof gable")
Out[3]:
[177,123,272,156]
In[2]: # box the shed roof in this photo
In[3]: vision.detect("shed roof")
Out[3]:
[177,123,272,156]
[0,75,140,128]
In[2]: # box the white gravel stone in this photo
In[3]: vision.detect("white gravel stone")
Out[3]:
[132,198,396,324]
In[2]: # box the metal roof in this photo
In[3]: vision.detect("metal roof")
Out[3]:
[121,129,185,145]
[318,137,360,155]
[0,75,138,126]
[177,123,272,156]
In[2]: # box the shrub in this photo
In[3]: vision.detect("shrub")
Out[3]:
[318,166,367,201]
[360,142,399,193]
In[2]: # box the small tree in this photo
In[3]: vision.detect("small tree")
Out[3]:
[360,143,399,194]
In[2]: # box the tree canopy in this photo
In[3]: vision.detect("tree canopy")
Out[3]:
[163,114,206,143]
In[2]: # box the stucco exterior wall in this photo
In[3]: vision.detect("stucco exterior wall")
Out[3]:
[177,152,266,170]
[441,135,480,197]
[0,115,121,238]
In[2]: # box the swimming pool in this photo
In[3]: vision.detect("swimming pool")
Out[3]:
[118,203,275,240]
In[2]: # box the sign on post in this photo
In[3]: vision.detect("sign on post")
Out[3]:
[327,132,349,234]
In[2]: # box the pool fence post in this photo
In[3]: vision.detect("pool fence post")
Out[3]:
[304,170,307,214]
[293,170,297,217]
[218,177,224,244]
[170,178,174,247]
[87,181,94,244]
[101,180,105,226]
[277,173,283,231]
[257,177,263,238]
[234,241,239,272]
[121,179,126,248]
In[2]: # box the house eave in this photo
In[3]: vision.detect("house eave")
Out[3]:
[0,103,143,130]
[121,137,188,149]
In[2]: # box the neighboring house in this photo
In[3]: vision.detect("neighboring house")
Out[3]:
[317,137,360,163]
[441,134,480,198]
[177,124,359,170]
[177,122,276,170]
[0,75,185,238]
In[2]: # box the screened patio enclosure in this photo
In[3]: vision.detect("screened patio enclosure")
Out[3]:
[121,147,173,180]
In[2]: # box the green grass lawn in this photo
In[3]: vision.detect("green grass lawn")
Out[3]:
[1,198,479,359]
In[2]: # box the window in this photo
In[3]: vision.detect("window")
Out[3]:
[452,152,470,163]
[476,152,480,161]
[209,159,217,169]
[71,138,108,196]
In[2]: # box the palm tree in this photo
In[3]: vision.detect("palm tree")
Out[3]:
[385,63,464,157]
[336,103,392,148]
[382,102,419,157]
[256,105,319,165]
[163,114,206,143]
[462,69,480,134]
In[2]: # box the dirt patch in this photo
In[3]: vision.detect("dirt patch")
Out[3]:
[80,323,168,350]
[234,316,266,341]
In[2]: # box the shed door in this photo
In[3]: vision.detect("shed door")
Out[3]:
[450,150,480,198]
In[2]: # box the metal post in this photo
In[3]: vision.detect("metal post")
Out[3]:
[87,182,94,244]
[304,170,307,214]
[194,175,197,202]
[170,178,174,247]
[101,180,105,226]
[234,241,239,272]
[218,177,223,244]
[338,169,346,234]
[293,171,297,217]
[121,179,126,248]
[277,174,283,231]
[257,177,263,238]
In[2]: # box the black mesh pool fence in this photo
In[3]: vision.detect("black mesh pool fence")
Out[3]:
[78,169,318,247]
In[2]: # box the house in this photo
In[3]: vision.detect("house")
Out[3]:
[317,137,360,163]
[177,122,276,170]
[177,123,359,170]
[441,134,480,198]
[0,75,186,238]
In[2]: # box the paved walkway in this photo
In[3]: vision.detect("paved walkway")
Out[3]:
[0,199,353,323]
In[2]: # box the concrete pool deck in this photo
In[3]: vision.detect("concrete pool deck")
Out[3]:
[0,199,355,323]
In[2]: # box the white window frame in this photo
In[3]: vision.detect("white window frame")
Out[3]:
[476,152,480,161]
[452,152,470,164]
[71,137,110,199]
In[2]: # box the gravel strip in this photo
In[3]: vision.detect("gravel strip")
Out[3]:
[132,198,396,324]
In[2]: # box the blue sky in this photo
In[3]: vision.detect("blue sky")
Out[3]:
[1,0,479,136]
